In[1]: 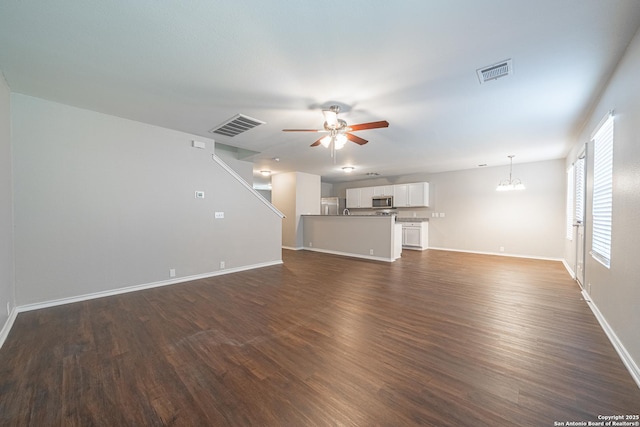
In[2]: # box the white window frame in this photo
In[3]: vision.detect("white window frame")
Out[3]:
[575,157,585,224]
[566,165,574,240]
[590,113,614,268]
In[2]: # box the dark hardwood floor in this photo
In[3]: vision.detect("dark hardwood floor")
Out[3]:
[1,249,639,426]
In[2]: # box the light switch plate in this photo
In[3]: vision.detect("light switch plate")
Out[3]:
[195,191,205,199]
[215,211,224,219]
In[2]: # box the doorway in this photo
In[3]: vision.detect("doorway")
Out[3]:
[573,151,586,289]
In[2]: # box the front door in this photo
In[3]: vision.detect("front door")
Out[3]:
[574,153,586,289]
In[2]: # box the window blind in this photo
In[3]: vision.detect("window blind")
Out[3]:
[566,165,574,240]
[575,157,585,223]
[591,115,614,268]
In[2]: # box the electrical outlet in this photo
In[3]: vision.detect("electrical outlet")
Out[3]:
[369,249,374,255]
[215,211,224,219]
[499,246,505,252]
[195,191,205,199]
[170,268,176,277]
[309,242,313,247]
[220,261,225,269]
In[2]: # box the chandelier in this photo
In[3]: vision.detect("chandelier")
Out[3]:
[496,155,525,191]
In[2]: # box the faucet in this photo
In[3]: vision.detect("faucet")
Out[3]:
[343,208,350,215]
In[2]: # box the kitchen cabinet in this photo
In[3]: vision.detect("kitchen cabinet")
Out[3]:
[393,182,429,207]
[346,188,358,208]
[393,185,408,206]
[373,185,393,196]
[359,187,374,208]
[346,187,374,208]
[346,182,429,208]
[401,221,428,250]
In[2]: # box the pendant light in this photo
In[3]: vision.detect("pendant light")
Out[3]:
[496,155,525,191]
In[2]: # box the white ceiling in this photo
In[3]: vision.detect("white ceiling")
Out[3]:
[1,1,639,187]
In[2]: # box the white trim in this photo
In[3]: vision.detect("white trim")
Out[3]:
[0,307,19,349]
[590,110,614,140]
[562,258,576,279]
[581,290,640,390]
[282,246,304,251]
[211,154,284,218]
[15,260,282,314]
[427,246,563,262]
[303,247,395,263]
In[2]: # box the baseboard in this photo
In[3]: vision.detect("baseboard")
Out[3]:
[15,260,283,314]
[303,247,394,263]
[562,259,576,279]
[428,246,563,262]
[0,307,18,349]
[282,246,304,251]
[581,290,640,390]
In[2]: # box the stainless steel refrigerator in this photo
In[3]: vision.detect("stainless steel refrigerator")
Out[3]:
[321,197,344,215]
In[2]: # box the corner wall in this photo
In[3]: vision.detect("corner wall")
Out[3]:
[11,94,283,306]
[0,72,15,343]
[272,171,320,249]
[565,27,640,384]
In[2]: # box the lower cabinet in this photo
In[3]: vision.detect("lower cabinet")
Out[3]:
[401,222,428,250]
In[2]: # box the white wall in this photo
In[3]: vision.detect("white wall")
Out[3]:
[272,171,320,249]
[0,73,15,337]
[565,27,640,379]
[333,159,565,259]
[272,172,297,248]
[214,144,254,184]
[11,94,283,306]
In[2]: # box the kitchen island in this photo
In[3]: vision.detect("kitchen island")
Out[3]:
[301,215,402,262]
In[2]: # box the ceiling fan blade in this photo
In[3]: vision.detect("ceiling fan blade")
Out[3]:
[282,128,324,132]
[310,136,326,147]
[345,133,368,145]
[347,120,390,132]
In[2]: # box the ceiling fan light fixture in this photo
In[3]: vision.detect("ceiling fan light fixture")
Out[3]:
[334,134,347,150]
[322,106,340,128]
[320,135,332,148]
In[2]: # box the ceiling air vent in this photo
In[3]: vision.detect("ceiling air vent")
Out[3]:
[476,59,512,84]
[209,114,265,137]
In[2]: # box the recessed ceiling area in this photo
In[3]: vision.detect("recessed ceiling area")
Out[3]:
[1,1,639,185]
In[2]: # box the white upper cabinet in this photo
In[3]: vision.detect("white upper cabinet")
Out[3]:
[348,182,429,208]
[393,184,409,206]
[373,186,393,196]
[359,187,374,208]
[346,188,360,208]
[408,182,429,207]
[393,182,429,207]
[346,187,375,208]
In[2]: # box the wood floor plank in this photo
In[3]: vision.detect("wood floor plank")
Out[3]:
[1,249,639,426]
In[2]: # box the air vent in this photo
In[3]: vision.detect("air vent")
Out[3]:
[476,59,512,84]
[209,114,265,137]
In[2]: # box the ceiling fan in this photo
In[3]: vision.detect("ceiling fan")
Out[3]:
[282,105,389,159]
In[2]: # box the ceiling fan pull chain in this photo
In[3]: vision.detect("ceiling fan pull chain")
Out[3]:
[332,137,339,163]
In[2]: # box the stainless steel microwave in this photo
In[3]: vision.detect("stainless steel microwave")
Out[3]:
[372,196,393,208]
